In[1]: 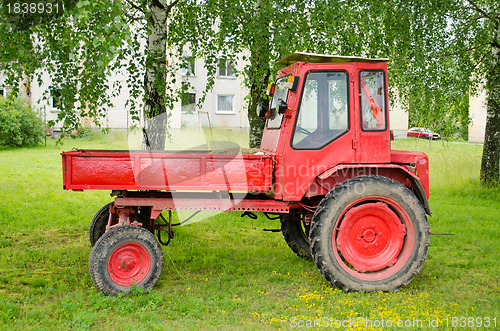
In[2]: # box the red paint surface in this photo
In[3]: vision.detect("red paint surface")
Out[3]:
[113,192,294,215]
[337,202,406,272]
[63,150,273,192]
[333,196,415,281]
[259,61,393,201]
[108,242,151,286]
[391,150,430,198]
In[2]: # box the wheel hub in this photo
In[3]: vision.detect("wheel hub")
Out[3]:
[361,229,376,243]
[108,243,151,286]
[336,202,406,273]
[122,257,135,270]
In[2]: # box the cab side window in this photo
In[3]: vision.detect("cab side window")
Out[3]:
[292,71,349,149]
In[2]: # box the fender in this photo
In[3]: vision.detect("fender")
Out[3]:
[307,164,431,215]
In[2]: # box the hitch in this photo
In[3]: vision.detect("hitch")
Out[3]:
[241,211,258,219]
[241,211,282,232]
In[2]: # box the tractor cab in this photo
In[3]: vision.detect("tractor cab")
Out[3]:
[260,52,393,200]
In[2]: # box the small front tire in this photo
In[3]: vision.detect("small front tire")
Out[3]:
[89,225,164,296]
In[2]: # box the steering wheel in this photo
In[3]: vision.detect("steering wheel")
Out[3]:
[297,126,313,136]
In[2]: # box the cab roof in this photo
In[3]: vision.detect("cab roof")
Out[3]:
[275,52,390,67]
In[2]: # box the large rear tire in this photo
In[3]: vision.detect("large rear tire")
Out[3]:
[281,214,312,260]
[89,225,164,296]
[309,176,430,292]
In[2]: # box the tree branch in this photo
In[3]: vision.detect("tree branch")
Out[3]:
[473,50,490,70]
[122,7,145,23]
[166,0,182,16]
[128,2,146,14]
[466,0,497,22]
[121,1,146,24]
[443,44,487,57]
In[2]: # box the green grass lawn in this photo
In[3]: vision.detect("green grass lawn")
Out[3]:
[0,131,498,330]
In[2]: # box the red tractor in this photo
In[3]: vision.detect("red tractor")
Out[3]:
[62,52,431,296]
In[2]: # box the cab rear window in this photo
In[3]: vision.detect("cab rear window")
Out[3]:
[359,70,387,131]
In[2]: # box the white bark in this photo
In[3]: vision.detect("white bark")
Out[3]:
[142,0,170,150]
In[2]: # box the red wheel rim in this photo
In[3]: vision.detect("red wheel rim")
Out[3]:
[108,243,151,286]
[333,197,415,281]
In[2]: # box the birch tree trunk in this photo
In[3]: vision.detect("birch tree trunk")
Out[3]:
[142,0,169,150]
[480,22,500,185]
[247,0,270,148]
[247,54,270,148]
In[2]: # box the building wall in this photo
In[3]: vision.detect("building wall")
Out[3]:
[180,54,249,129]
[101,69,139,131]
[28,69,139,131]
[0,75,14,99]
[469,88,487,143]
[388,94,409,138]
[30,71,57,127]
[24,55,249,131]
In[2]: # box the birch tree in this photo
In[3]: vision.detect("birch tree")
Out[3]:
[383,0,500,185]
[2,0,498,183]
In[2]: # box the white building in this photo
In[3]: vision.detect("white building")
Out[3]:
[469,88,487,143]
[0,75,13,98]
[388,92,409,138]
[19,53,250,132]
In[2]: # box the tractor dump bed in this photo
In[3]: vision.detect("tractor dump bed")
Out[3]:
[62,149,273,192]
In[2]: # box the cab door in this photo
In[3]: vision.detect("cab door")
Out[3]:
[355,68,391,163]
[279,67,356,201]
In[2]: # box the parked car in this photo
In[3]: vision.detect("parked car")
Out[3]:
[407,127,440,140]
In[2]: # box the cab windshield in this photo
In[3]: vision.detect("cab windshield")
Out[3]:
[266,76,290,129]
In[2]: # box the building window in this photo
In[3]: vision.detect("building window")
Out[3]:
[181,56,195,76]
[217,95,234,114]
[181,92,196,113]
[51,89,61,112]
[218,59,235,77]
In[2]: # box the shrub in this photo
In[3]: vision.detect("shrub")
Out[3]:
[0,96,43,147]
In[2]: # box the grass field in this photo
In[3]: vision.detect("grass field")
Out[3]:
[0,130,498,330]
